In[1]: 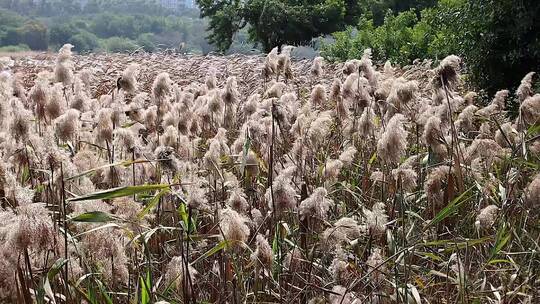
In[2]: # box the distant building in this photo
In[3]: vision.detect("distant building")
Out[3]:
[160,0,196,11]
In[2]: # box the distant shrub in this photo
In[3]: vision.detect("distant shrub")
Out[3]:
[103,36,138,53]
[0,44,30,53]
[136,33,157,52]
[321,11,424,65]
[0,27,22,46]
[69,30,100,53]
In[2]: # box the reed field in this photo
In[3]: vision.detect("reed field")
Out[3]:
[0,45,538,303]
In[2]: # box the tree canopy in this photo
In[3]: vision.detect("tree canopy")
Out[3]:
[198,0,363,52]
[197,0,440,52]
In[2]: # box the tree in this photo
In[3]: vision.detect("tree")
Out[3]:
[0,8,25,27]
[461,0,540,93]
[323,0,540,94]
[1,27,21,46]
[82,0,100,14]
[49,23,77,45]
[425,0,540,93]
[19,20,48,50]
[197,0,362,52]
[359,0,437,25]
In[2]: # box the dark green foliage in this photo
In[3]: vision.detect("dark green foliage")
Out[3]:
[19,21,49,50]
[198,0,358,52]
[197,0,244,52]
[453,0,540,93]
[0,8,25,27]
[0,4,216,54]
[0,9,24,46]
[360,0,438,25]
[323,0,540,93]
[245,0,348,52]
[49,23,78,45]
[197,0,438,53]
[1,27,22,46]
[90,14,138,39]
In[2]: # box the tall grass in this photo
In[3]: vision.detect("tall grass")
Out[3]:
[0,47,538,303]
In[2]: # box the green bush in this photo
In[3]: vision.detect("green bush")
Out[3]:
[103,36,138,53]
[0,43,30,53]
[136,33,157,52]
[321,11,424,65]
[69,30,100,53]
[19,21,48,50]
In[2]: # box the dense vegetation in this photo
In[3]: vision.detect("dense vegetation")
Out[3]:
[321,0,540,93]
[1,0,437,23]
[0,0,222,54]
[0,0,185,17]
[197,0,539,93]
[0,3,537,303]
[197,0,437,52]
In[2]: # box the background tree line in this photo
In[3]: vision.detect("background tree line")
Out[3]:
[0,0,225,54]
[0,0,198,17]
[320,0,540,93]
[199,0,539,94]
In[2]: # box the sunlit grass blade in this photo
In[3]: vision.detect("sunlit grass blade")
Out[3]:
[95,278,113,304]
[70,283,97,304]
[526,122,540,136]
[67,184,170,202]
[421,236,492,251]
[47,258,68,281]
[64,159,152,181]
[240,134,251,176]
[425,187,473,228]
[137,188,170,219]
[489,223,511,262]
[70,211,116,223]
[42,258,68,304]
[192,240,228,265]
[178,202,190,230]
[140,270,151,304]
[72,223,121,239]
[64,162,123,181]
